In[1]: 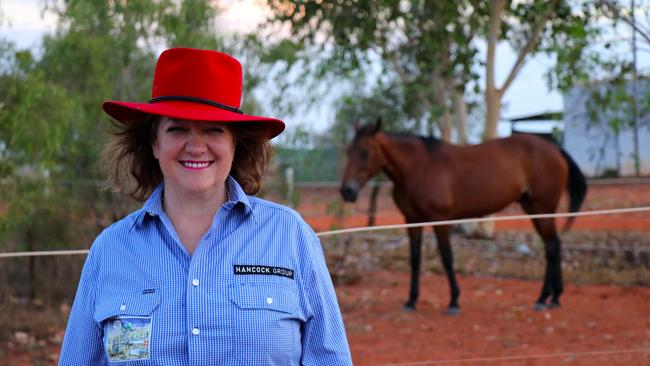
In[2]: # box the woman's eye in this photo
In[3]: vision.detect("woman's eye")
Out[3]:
[166,126,186,133]
[206,127,224,134]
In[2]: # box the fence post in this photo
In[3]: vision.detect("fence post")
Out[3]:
[367,182,380,226]
[285,166,295,207]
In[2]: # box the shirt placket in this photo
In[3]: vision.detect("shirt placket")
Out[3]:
[186,203,236,365]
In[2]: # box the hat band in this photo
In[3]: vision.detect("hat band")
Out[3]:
[149,95,243,114]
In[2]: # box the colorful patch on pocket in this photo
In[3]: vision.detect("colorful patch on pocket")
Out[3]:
[105,316,152,362]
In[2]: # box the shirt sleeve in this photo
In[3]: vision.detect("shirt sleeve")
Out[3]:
[59,244,106,366]
[300,234,353,365]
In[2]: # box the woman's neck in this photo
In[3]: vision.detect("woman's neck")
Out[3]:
[162,183,228,254]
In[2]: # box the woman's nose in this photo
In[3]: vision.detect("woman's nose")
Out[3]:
[185,133,207,155]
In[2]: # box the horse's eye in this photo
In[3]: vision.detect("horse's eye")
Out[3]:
[360,150,369,160]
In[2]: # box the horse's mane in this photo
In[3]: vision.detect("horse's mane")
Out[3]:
[384,131,442,155]
[354,125,442,155]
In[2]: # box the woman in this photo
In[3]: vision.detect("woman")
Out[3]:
[59,48,352,365]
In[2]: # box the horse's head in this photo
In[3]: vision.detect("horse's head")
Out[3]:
[340,118,385,202]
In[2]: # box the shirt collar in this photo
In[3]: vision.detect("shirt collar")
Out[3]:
[131,176,255,230]
[223,176,255,219]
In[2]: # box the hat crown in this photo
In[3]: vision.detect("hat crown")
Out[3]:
[151,48,243,108]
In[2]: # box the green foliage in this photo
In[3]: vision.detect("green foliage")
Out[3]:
[263,0,485,142]
[0,0,234,302]
[545,1,646,175]
[263,1,599,143]
[331,78,424,144]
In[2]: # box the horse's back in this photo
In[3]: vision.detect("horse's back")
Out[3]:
[492,134,569,212]
[501,134,568,183]
[435,134,568,218]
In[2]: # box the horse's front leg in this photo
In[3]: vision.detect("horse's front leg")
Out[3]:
[434,224,461,315]
[404,226,423,311]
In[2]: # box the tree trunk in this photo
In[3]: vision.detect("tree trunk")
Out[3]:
[484,0,555,141]
[433,77,452,141]
[484,87,502,140]
[484,0,506,141]
[452,88,469,144]
[439,110,453,142]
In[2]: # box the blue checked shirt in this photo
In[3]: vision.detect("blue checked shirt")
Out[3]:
[59,177,352,365]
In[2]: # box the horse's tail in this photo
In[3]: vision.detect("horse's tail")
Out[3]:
[560,149,588,232]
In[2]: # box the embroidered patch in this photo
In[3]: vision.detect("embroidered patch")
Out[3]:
[233,265,294,279]
[105,316,152,362]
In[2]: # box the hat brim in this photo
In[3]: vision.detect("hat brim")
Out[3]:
[103,100,285,139]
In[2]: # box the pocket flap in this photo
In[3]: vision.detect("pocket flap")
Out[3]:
[229,284,298,314]
[94,291,161,323]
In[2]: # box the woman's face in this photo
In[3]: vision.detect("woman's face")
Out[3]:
[152,117,236,197]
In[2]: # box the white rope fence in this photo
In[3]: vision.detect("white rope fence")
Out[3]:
[1,206,649,259]
[2,204,650,365]
[377,347,650,366]
[317,206,650,236]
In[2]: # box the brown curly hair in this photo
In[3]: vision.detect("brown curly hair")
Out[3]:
[101,117,273,201]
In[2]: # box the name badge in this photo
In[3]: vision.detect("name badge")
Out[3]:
[233,265,294,279]
[105,316,152,362]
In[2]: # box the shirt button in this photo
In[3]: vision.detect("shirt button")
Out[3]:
[192,328,200,336]
[119,304,126,311]
[266,297,273,305]
[192,279,200,286]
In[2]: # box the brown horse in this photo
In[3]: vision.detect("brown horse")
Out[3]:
[340,119,587,314]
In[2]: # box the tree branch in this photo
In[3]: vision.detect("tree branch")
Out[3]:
[600,0,650,45]
[500,0,560,94]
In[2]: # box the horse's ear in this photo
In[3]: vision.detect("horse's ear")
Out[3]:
[354,117,361,131]
[373,117,382,134]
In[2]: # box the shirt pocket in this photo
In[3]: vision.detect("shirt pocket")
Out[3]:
[94,292,161,365]
[94,292,161,323]
[228,283,303,365]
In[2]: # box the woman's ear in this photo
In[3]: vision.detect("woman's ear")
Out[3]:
[150,116,162,159]
[152,140,160,160]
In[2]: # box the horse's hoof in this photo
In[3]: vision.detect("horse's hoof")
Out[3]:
[403,303,416,312]
[533,302,548,311]
[445,307,461,316]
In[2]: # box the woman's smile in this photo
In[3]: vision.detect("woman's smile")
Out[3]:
[180,160,214,169]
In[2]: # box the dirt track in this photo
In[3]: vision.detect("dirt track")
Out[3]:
[339,271,650,366]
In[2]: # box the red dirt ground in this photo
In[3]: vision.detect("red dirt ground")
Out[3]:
[339,271,650,366]
[3,181,650,365]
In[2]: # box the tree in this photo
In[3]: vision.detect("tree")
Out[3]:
[548,0,646,176]
[265,0,483,143]
[264,0,597,142]
[483,0,595,140]
[0,0,231,302]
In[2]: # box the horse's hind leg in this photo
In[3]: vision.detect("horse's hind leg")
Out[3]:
[534,219,562,309]
[520,197,563,309]
[434,224,460,315]
[404,226,423,311]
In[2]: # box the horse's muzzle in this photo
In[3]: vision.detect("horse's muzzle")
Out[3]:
[340,182,359,202]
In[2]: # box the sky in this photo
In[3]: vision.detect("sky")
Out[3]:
[0,0,625,138]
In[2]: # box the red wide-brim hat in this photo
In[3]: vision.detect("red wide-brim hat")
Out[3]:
[102,48,285,139]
